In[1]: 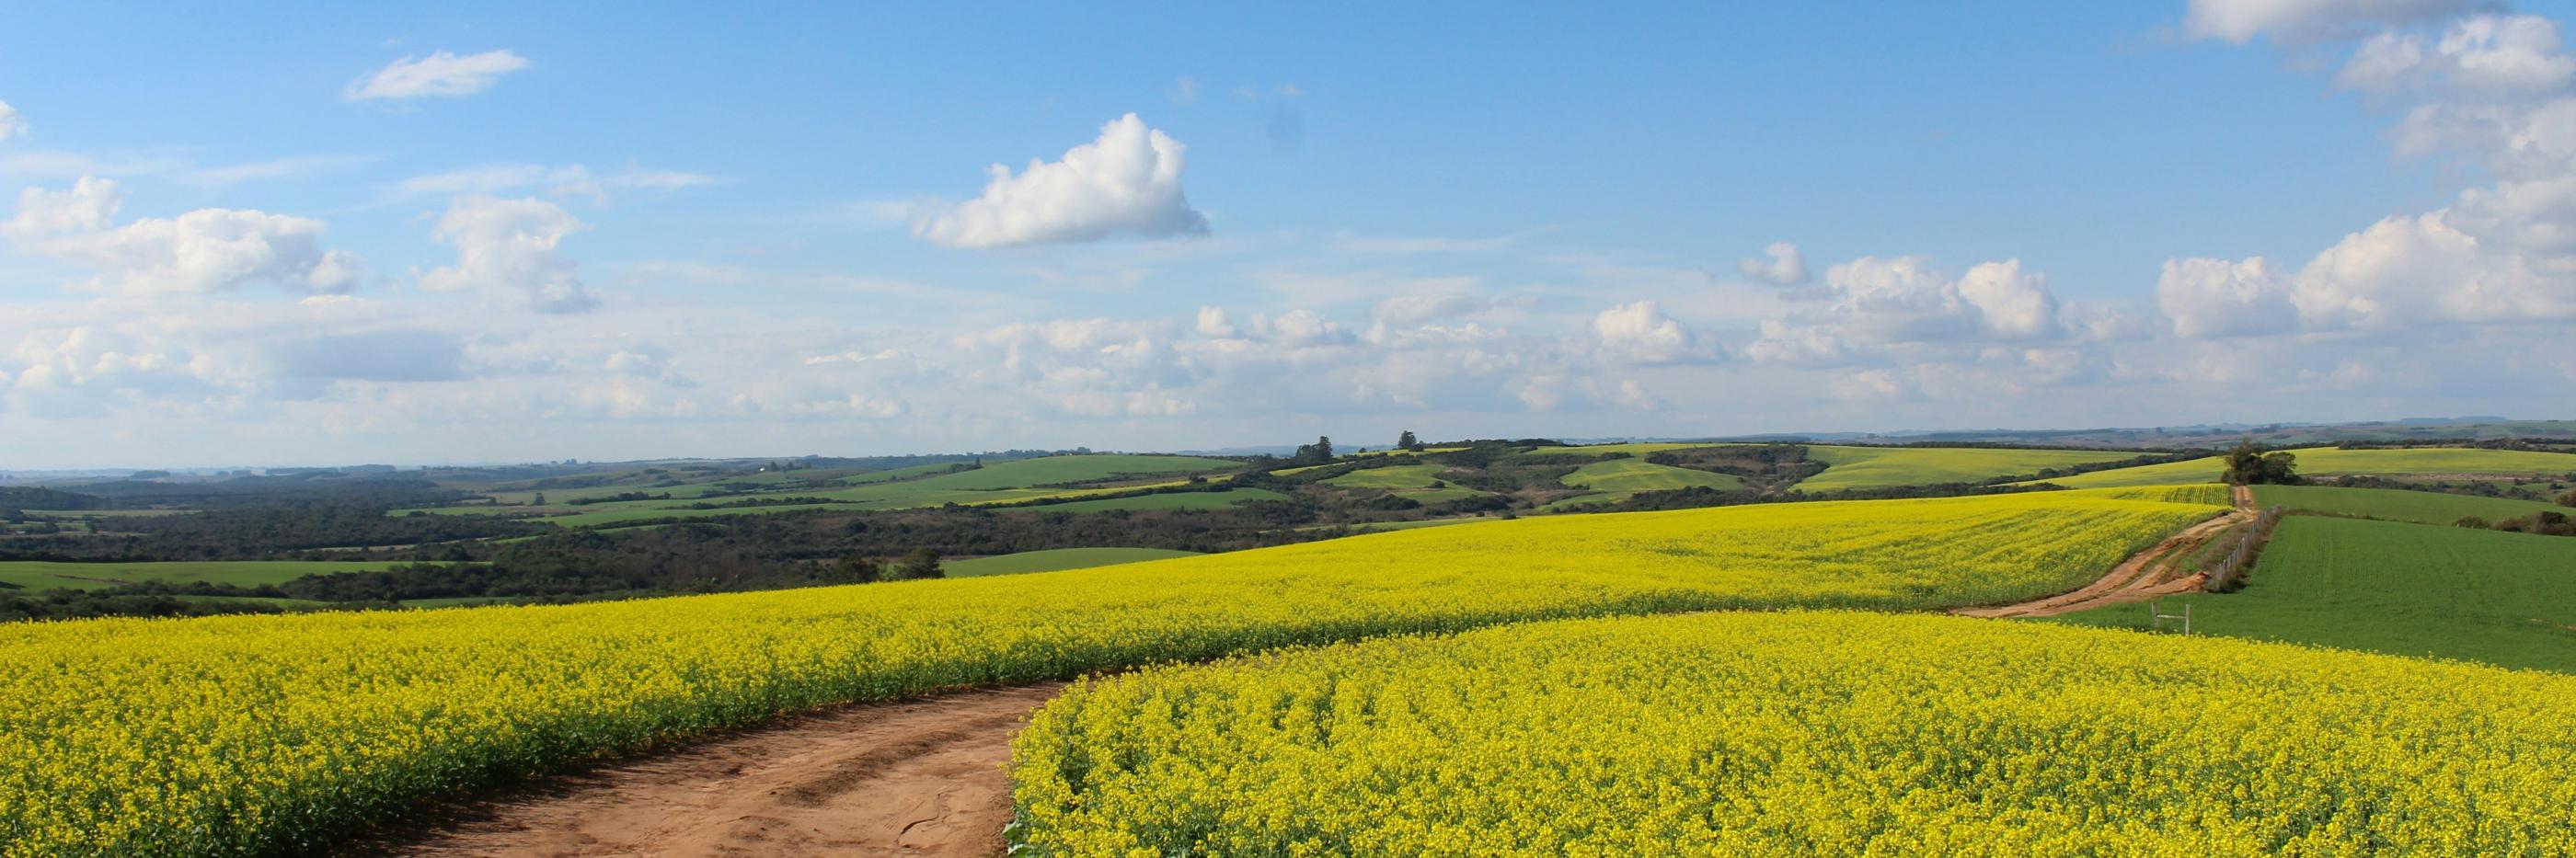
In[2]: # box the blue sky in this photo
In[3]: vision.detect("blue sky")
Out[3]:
[3,1,2574,466]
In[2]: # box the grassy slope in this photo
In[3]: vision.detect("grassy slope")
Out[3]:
[0,561,432,592]
[1320,463,1489,504]
[2039,447,2576,488]
[943,547,1204,578]
[875,454,1236,491]
[543,502,858,528]
[1552,441,1723,457]
[1320,463,1450,489]
[807,455,1236,504]
[835,462,963,485]
[1795,446,2141,492]
[2053,516,2576,671]
[477,463,966,506]
[2252,484,2567,526]
[1562,459,1743,492]
[999,487,1290,514]
[408,454,1247,525]
[1329,518,1487,533]
[1544,459,1744,509]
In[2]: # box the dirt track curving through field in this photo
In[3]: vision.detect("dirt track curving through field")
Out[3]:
[1953,485,2256,619]
[388,683,1064,858]
[388,487,2259,855]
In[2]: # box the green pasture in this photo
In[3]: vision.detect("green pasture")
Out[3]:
[0,561,444,593]
[1002,487,1291,514]
[1322,464,1454,490]
[2037,447,2576,489]
[1794,445,2144,492]
[2251,485,2568,527]
[942,547,1203,578]
[1561,459,1742,493]
[2054,517,2576,672]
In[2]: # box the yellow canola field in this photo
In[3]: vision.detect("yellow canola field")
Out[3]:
[0,491,2217,854]
[1013,612,2576,857]
[2088,484,2233,506]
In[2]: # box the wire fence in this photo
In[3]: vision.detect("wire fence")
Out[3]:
[2203,506,2283,594]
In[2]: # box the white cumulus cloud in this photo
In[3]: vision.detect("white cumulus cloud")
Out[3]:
[1735,241,1811,285]
[913,113,1208,248]
[345,50,530,101]
[0,99,24,142]
[2183,0,2468,44]
[1593,300,1717,365]
[13,176,360,294]
[420,196,598,313]
[1746,256,2068,366]
[6,175,121,235]
[2168,7,2576,337]
[2337,15,2576,95]
[2156,257,2300,338]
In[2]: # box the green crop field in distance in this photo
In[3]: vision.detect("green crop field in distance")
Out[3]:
[891,454,1238,491]
[398,596,527,609]
[409,454,1248,525]
[836,462,966,485]
[2251,485,2569,527]
[0,561,449,592]
[1538,459,1747,511]
[542,501,864,528]
[1560,459,1743,493]
[943,547,1204,578]
[1004,487,1290,514]
[1322,463,1453,489]
[1292,518,1491,534]
[1390,486,1493,503]
[1318,463,1493,506]
[30,509,187,518]
[1346,446,1466,458]
[1793,446,2143,492]
[388,506,547,517]
[1550,441,1726,458]
[2053,516,2576,672]
[2036,447,2576,489]
[182,595,331,609]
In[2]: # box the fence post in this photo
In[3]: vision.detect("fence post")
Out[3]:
[2148,600,2191,634]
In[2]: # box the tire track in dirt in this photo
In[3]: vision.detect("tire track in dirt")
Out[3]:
[1953,485,2257,619]
[386,683,1064,858]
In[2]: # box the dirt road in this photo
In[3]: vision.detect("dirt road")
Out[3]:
[391,487,2264,855]
[391,683,1064,858]
[1954,485,2257,619]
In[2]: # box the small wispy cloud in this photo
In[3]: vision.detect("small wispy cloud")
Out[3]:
[387,163,719,203]
[345,50,530,101]
[182,154,378,188]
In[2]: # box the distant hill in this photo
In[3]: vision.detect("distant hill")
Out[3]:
[1669,418,2576,451]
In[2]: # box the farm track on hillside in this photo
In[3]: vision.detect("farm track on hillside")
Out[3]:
[1954,485,2256,620]
[386,684,1063,858]
[383,491,2245,856]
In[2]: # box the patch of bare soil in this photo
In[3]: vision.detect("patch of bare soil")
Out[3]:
[385,683,1064,858]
